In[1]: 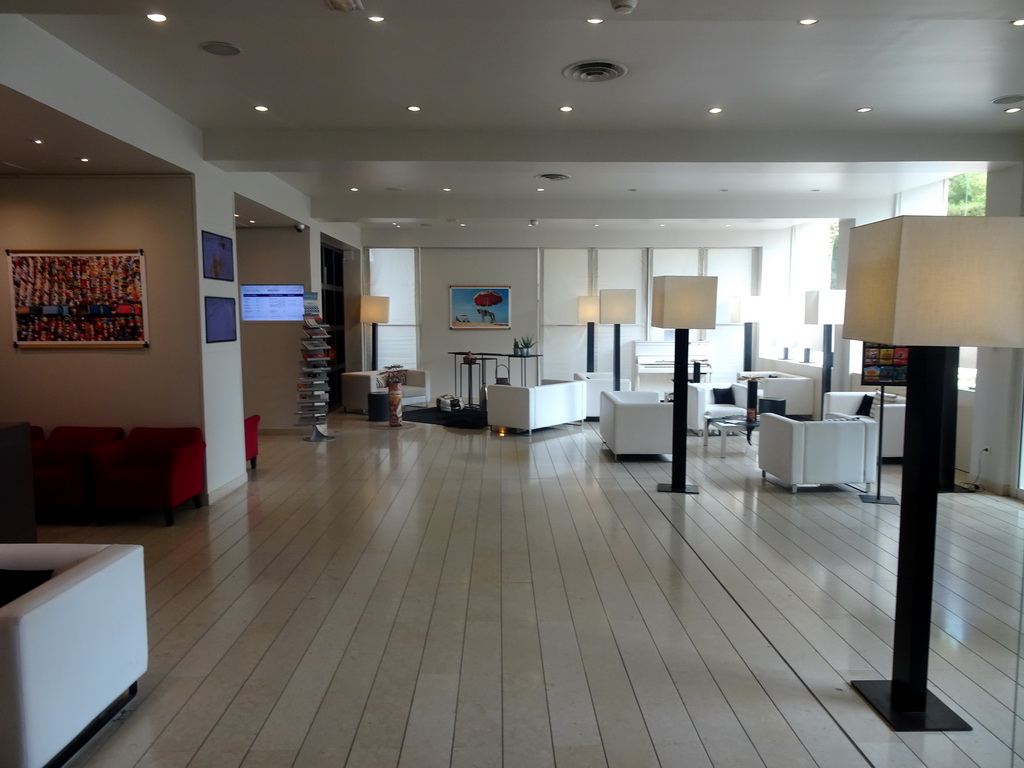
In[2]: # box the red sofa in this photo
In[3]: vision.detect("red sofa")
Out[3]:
[92,427,206,526]
[31,426,126,519]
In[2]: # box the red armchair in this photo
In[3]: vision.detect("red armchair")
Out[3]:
[244,414,260,469]
[31,426,125,518]
[93,427,206,526]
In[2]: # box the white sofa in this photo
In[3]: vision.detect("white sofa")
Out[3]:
[341,369,430,413]
[824,391,906,459]
[687,382,748,434]
[0,544,148,768]
[572,372,632,418]
[599,390,674,458]
[737,370,815,416]
[485,380,585,434]
[757,413,878,493]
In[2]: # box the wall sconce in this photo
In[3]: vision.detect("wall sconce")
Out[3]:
[599,289,636,392]
[578,296,600,373]
[651,275,718,494]
[844,215,1024,732]
[360,295,390,370]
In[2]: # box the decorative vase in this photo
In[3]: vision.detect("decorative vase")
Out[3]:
[388,381,403,426]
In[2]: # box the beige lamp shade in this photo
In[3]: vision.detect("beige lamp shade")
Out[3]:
[360,295,390,324]
[578,295,600,323]
[599,289,636,324]
[651,275,718,329]
[844,216,1024,347]
[804,289,846,325]
[730,295,764,324]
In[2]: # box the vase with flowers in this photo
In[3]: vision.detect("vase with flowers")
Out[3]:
[377,364,408,426]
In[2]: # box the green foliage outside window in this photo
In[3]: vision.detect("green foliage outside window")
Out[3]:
[947,172,986,216]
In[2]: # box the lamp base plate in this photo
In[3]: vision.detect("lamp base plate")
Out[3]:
[851,680,971,731]
[657,482,698,494]
[860,494,899,505]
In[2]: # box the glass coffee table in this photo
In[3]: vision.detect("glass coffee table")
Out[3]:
[703,415,758,458]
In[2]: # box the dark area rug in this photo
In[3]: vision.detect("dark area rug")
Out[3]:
[399,407,489,429]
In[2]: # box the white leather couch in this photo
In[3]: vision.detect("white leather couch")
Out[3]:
[687,382,748,434]
[341,369,430,413]
[824,391,906,458]
[757,413,878,493]
[599,390,674,458]
[485,380,585,434]
[572,372,632,418]
[0,543,148,768]
[737,371,815,416]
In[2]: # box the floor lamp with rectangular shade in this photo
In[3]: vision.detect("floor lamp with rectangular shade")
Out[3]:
[360,296,389,371]
[730,295,763,371]
[652,275,719,495]
[578,296,600,373]
[599,289,635,391]
[804,289,846,414]
[845,215,1024,731]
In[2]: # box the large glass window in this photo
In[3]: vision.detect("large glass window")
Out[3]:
[368,248,418,369]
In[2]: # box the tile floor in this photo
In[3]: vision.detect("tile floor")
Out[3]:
[46,412,1024,768]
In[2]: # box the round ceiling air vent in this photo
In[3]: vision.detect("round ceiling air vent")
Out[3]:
[562,61,628,83]
[534,173,571,181]
[201,41,242,56]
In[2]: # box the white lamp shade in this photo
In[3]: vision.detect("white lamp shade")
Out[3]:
[730,295,764,323]
[599,289,636,324]
[844,216,1024,347]
[804,289,847,325]
[578,295,600,323]
[360,295,390,324]
[651,275,718,330]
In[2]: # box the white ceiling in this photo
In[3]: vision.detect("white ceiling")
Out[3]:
[1,0,1021,232]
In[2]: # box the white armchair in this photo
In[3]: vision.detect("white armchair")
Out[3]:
[341,369,430,413]
[757,413,878,493]
[0,544,148,768]
[687,382,747,434]
[737,371,815,416]
[824,391,906,458]
[599,390,674,458]
[573,372,632,418]
[485,380,585,434]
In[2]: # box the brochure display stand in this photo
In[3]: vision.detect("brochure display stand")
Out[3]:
[297,292,335,442]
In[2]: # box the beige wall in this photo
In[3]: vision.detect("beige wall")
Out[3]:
[0,175,204,432]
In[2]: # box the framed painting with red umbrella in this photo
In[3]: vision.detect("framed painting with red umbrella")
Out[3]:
[449,286,510,329]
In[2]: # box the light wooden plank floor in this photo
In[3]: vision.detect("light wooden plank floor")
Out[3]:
[46,411,1024,768]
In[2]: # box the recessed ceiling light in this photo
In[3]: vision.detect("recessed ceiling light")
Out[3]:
[442,187,452,192]
[407,105,421,112]
[708,107,723,114]
[593,224,600,227]
[254,105,269,112]
[719,189,728,192]
[560,106,573,112]
[627,188,637,192]
[799,18,818,25]
[811,188,821,192]
[1007,107,1022,114]
[993,94,1024,104]
[536,188,545,192]
[1012,19,1024,26]
[368,15,384,22]
[234,213,239,217]
[79,157,89,162]
[147,13,167,22]
[349,187,359,192]
[587,18,604,24]
[248,220,255,224]
[856,106,873,113]
[659,224,666,227]
[459,223,466,227]
[31,138,43,144]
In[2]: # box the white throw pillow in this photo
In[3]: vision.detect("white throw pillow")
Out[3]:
[868,390,900,420]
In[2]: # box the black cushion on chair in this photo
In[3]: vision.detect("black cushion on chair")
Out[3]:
[0,568,53,608]
[856,394,874,416]
[712,387,736,404]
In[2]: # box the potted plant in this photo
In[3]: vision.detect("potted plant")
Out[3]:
[377,364,408,426]
[518,336,536,356]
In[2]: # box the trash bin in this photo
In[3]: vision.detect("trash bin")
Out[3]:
[368,391,389,422]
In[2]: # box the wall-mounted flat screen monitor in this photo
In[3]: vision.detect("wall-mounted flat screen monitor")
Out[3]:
[201,230,234,281]
[205,296,237,343]
[240,284,305,322]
